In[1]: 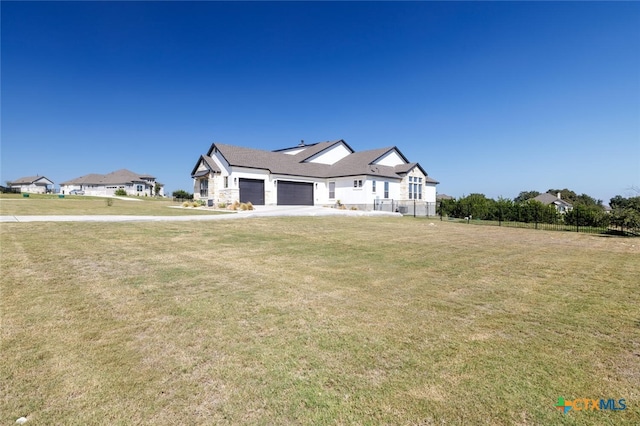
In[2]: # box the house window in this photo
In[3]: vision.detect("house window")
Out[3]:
[353,179,362,188]
[372,180,376,193]
[224,176,229,188]
[136,185,143,192]
[409,177,422,200]
[199,179,208,197]
[384,181,389,198]
[329,182,335,199]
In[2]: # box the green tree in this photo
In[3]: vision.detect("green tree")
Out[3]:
[172,189,193,200]
[514,190,540,203]
[564,205,610,228]
[492,197,514,221]
[456,193,494,220]
[610,208,640,234]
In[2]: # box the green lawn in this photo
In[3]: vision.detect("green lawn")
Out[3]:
[0,193,228,216]
[1,216,638,424]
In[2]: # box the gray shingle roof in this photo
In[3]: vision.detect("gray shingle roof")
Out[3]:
[11,175,54,185]
[532,193,572,207]
[201,141,438,182]
[61,169,154,186]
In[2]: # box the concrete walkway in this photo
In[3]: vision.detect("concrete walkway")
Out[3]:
[0,206,401,223]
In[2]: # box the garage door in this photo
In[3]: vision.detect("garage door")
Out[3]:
[277,181,314,205]
[239,178,265,205]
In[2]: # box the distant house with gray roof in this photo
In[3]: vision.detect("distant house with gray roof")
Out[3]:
[60,169,163,197]
[9,175,54,194]
[191,139,438,209]
[531,192,573,213]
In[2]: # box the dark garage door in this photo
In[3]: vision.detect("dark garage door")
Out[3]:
[277,181,314,205]
[239,178,265,205]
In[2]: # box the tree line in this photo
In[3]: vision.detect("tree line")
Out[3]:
[438,189,640,233]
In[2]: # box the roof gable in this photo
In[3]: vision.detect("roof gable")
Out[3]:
[191,155,221,177]
[12,176,54,185]
[298,140,353,165]
[371,147,409,167]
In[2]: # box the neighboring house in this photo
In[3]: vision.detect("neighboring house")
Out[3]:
[531,192,573,213]
[191,139,438,209]
[9,175,54,194]
[60,169,164,197]
[436,194,454,201]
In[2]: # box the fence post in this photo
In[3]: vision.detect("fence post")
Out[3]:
[414,199,416,218]
[440,201,443,221]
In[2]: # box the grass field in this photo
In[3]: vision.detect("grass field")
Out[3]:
[1,211,639,424]
[0,193,227,216]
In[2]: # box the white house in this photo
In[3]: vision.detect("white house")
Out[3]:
[532,192,573,213]
[60,169,164,197]
[191,140,438,211]
[9,175,54,194]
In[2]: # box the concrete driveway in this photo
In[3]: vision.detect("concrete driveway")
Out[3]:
[0,205,401,223]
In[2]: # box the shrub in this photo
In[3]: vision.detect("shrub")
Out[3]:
[228,201,241,210]
[114,189,127,196]
[218,202,227,209]
[172,189,193,200]
[182,202,190,208]
[350,206,358,210]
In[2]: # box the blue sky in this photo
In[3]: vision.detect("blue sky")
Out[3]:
[2,1,639,203]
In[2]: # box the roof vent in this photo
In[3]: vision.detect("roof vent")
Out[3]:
[299,140,305,147]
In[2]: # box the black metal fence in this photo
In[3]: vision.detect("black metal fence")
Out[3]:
[0,186,21,194]
[374,199,437,217]
[440,214,638,236]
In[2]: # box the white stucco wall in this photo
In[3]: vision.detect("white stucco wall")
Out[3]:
[373,150,404,167]
[306,143,351,165]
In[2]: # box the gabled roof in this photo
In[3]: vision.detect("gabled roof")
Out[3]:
[292,140,354,163]
[191,155,221,177]
[532,193,572,207]
[61,169,155,186]
[199,141,438,182]
[11,175,54,185]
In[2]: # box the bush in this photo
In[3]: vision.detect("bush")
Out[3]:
[218,202,227,209]
[172,190,193,200]
[182,202,190,208]
[114,189,127,196]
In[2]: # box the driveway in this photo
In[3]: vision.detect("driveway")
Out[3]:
[0,206,401,223]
